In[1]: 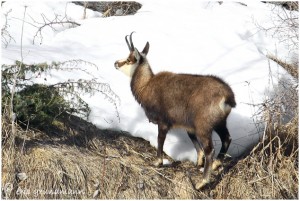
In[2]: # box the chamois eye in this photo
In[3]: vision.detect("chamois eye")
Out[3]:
[126,59,130,63]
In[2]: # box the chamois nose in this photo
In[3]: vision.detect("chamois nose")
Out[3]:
[114,61,119,69]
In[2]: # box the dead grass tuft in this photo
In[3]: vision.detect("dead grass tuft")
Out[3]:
[2,114,210,199]
[212,99,298,199]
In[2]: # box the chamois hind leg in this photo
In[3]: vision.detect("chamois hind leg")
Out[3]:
[188,132,204,167]
[213,120,232,170]
[153,123,169,167]
[195,128,214,190]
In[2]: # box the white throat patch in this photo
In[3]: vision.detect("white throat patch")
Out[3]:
[119,62,138,77]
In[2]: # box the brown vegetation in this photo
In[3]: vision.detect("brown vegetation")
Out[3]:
[1,97,298,199]
[1,113,210,199]
[213,116,298,199]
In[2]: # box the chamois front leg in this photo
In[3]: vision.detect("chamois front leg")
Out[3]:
[153,123,169,167]
[188,132,204,167]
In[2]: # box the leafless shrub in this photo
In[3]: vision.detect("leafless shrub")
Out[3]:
[27,13,80,45]
[259,2,298,55]
[263,1,299,11]
[1,9,16,48]
[4,4,80,45]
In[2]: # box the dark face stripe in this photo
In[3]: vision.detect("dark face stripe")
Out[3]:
[116,52,137,68]
[116,60,127,68]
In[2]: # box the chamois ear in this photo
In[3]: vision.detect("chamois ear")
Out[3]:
[142,42,150,55]
[133,48,141,60]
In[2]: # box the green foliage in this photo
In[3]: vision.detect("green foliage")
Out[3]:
[2,60,119,128]
[13,84,80,126]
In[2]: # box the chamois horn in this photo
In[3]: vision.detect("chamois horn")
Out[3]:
[125,31,135,51]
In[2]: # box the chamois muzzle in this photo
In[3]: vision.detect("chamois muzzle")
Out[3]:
[114,61,120,69]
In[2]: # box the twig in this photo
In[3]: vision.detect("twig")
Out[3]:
[10,6,27,139]
[267,54,298,79]
[248,175,271,184]
[1,9,16,47]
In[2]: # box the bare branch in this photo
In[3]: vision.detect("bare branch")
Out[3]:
[1,9,16,47]
[267,54,298,79]
[28,12,80,44]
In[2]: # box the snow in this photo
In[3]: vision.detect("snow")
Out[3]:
[1,1,296,163]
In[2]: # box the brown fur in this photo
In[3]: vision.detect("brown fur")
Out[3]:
[131,64,236,129]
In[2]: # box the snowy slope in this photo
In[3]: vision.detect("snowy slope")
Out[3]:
[1,1,295,163]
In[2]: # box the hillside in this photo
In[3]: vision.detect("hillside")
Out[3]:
[1,111,298,199]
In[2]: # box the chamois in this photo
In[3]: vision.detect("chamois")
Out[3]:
[114,32,236,189]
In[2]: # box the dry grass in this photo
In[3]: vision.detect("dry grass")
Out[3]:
[212,116,298,199]
[1,114,211,199]
[1,83,298,199]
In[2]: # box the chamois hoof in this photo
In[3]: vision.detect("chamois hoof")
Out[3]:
[153,158,163,167]
[195,179,209,190]
[212,159,222,170]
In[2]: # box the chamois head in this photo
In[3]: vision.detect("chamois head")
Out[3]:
[114,32,149,77]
